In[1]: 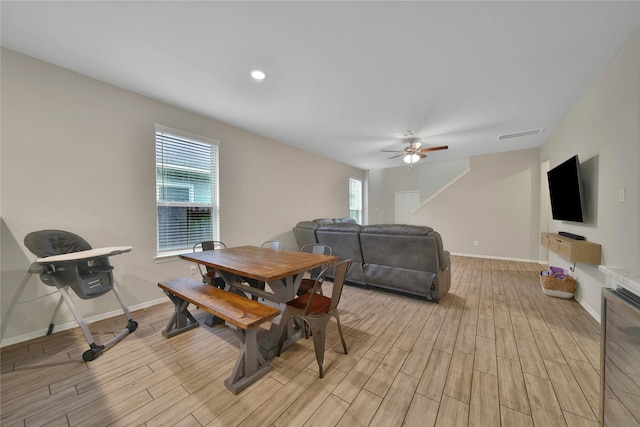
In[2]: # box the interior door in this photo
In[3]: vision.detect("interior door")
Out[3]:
[395,191,420,224]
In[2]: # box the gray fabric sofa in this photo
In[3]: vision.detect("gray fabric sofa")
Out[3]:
[292,219,451,301]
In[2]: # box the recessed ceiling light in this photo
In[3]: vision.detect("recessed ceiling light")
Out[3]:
[249,69,266,81]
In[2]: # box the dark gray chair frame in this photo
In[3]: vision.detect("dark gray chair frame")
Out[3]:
[277,259,352,378]
[192,241,227,288]
[298,244,333,296]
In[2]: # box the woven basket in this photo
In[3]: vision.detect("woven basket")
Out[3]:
[540,273,576,299]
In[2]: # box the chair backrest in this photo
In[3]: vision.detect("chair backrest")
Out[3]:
[300,243,332,256]
[193,241,226,252]
[24,230,92,258]
[193,241,226,277]
[328,259,351,311]
[300,244,332,280]
[261,240,284,250]
[306,259,352,314]
[24,230,114,297]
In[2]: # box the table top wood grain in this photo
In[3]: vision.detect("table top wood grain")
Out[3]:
[179,245,339,283]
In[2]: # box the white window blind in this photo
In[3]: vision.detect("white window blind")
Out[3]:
[349,177,362,224]
[155,126,220,255]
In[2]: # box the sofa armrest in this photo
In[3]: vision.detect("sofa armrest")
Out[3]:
[441,250,451,271]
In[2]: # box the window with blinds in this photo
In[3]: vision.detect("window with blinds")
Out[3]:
[155,125,220,255]
[349,177,362,224]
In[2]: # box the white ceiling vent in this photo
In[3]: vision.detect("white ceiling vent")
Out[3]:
[497,128,544,141]
[393,129,416,139]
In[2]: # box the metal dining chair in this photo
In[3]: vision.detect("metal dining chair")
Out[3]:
[261,240,284,250]
[277,259,352,378]
[192,241,227,288]
[245,240,284,300]
[297,244,332,296]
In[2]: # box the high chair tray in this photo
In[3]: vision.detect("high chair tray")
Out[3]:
[37,246,132,263]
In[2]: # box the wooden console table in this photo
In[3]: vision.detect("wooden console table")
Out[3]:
[541,233,601,265]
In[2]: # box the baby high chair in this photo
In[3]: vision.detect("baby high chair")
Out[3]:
[1,230,137,361]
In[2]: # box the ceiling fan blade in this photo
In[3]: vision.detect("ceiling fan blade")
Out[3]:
[418,145,449,153]
[418,153,427,159]
[388,154,404,159]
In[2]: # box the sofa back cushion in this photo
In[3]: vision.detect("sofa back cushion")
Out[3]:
[360,224,444,271]
[316,222,364,284]
[313,217,357,224]
[361,224,433,235]
[335,217,357,224]
[313,218,335,224]
[316,223,363,261]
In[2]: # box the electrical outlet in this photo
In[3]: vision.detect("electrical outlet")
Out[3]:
[190,265,197,275]
[473,241,479,247]
[618,188,626,203]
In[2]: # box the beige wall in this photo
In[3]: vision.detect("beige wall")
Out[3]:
[367,166,418,225]
[410,149,542,261]
[367,158,470,225]
[369,149,540,261]
[368,27,639,320]
[540,27,639,318]
[0,49,363,343]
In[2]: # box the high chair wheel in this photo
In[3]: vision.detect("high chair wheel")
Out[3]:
[82,348,101,362]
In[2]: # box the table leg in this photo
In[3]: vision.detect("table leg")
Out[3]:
[259,273,305,359]
[224,326,271,394]
[206,269,306,360]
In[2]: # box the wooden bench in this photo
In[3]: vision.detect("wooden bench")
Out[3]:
[158,277,280,394]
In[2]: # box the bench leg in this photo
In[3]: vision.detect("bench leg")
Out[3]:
[224,326,272,395]
[162,293,199,338]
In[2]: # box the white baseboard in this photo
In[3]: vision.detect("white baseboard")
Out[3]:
[451,252,546,264]
[0,297,169,348]
[574,295,601,324]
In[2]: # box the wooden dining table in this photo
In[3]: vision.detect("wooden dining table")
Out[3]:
[180,245,338,358]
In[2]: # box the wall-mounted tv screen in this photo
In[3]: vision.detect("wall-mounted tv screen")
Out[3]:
[547,155,585,222]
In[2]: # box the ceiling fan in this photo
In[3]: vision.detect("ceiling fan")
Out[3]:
[381,137,448,165]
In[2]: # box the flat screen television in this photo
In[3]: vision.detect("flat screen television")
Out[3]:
[547,155,585,222]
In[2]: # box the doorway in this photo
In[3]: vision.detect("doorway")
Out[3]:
[395,191,420,224]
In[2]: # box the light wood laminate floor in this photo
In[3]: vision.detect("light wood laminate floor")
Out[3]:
[1,256,602,426]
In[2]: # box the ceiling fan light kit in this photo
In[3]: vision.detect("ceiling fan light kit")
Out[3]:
[381,135,449,165]
[249,69,267,80]
[403,153,421,164]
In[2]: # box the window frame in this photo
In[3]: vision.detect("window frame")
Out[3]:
[155,125,220,259]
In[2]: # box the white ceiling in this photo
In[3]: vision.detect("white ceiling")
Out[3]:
[2,1,639,170]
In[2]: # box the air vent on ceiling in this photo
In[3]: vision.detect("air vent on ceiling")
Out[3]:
[497,128,544,141]
[392,129,416,139]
